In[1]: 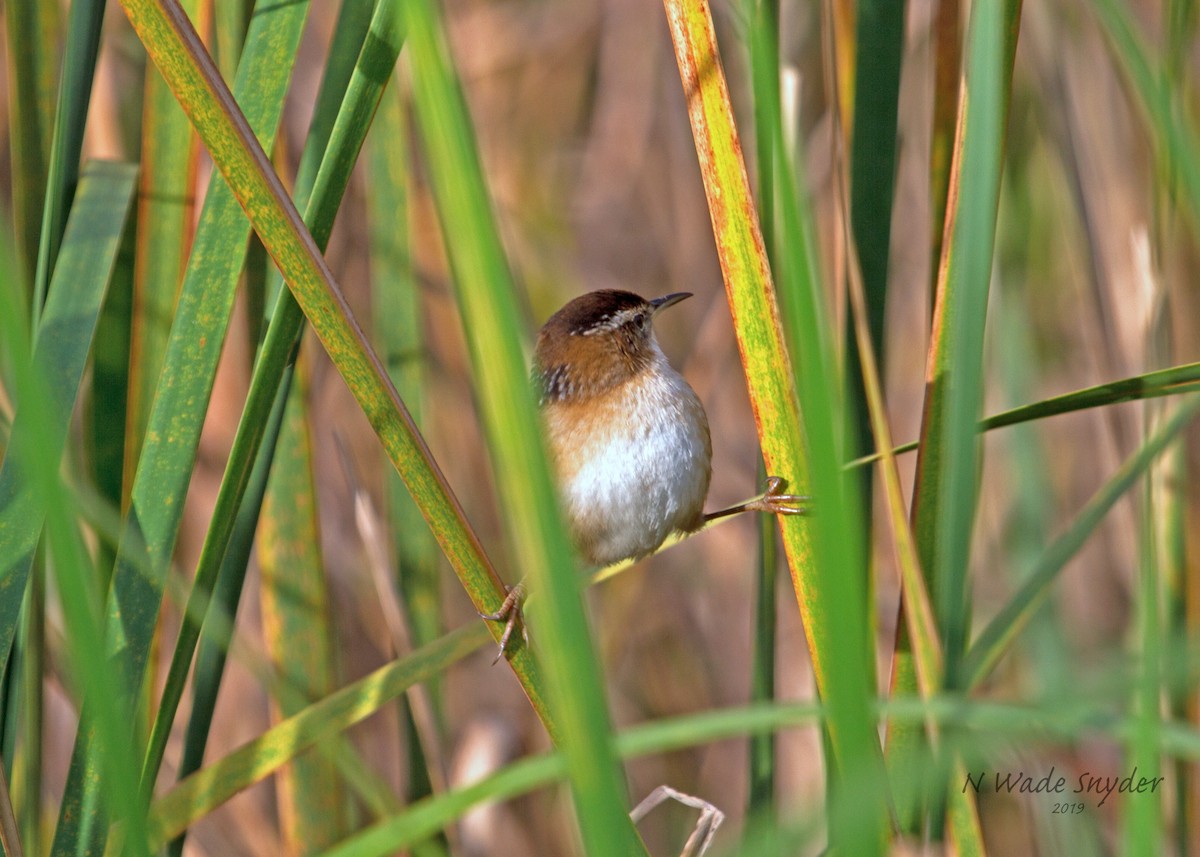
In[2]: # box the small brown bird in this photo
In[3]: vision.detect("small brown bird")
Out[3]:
[483,289,806,654]
[533,289,804,566]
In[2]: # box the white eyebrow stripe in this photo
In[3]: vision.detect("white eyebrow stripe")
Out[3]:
[580,307,641,335]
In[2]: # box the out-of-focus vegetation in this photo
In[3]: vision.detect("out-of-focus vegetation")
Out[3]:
[0,0,1199,855]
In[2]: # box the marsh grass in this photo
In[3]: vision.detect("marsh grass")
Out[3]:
[0,0,1198,854]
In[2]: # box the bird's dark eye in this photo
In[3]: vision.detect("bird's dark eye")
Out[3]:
[633,312,646,329]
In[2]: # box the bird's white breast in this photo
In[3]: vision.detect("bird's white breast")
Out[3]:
[544,356,712,566]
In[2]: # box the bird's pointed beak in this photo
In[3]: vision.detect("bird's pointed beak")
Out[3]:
[649,292,693,314]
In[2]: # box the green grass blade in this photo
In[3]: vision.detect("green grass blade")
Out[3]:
[842,136,989,857]
[1165,0,1196,83]
[664,0,887,851]
[142,349,291,801]
[142,0,375,800]
[748,455,778,813]
[4,0,60,293]
[1124,424,1164,856]
[149,682,1200,857]
[147,14,512,840]
[213,0,251,82]
[1090,0,1200,226]
[163,367,287,857]
[124,0,203,496]
[11,555,45,857]
[51,3,312,852]
[991,287,1070,690]
[0,162,143,856]
[116,0,556,739]
[911,0,1021,683]
[87,209,135,556]
[31,0,106,325]
[845,0,905,502]
[851,359,1200,467]
[1165,439,1189,855]
[979,363,1200,436]
[145,20,458,841]
[745,0,780,819]
[401,1,647,851]
[0,749,22,857]
[289,0,374,232]
[829,0,942,837]
[929,0,961,289]
[963,396,1200,687]
[258,355,347,850]
[903,8,1022,836]
[314,702,824,857]
[368,63,440,648]
[164,360,288,854]
[0,161,138,676]
[81,205,134,847]
[366,63,445,813]
[147,623,489,847]
[109,0,307,688]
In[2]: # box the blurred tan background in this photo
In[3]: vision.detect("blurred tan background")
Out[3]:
[2,0,1195,853]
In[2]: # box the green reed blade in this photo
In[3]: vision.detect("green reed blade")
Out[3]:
[964,396,1200,687]
[288,0,375,248]
[4,0,60,294]
[323,692,1152,857]
[147,623,489,847]
[0,161,138,677]
[124,0,203,498]
[164,361,287,857]
[314,702,823,857]
[31,0,106,326]
[401,0,647,852]
[87,208,135,566]
[50,3,311,853]
[258,354,347,850]
[366,61,445,816]
[368,63,441,649]
[851,359,1200,467]
[142,0,375,805]
[0,162,142,855]
[745,0,780,819]
[116,0,556,744]
[910,0,1022,685]
[1090,0,1200,228]
[929,0,961,290]
[894,2,1019,841]
[841,80,989,857]
[845,0,905,517]
[665,0,888,851]
[213,0,251,82]
[1123,424,1165,856]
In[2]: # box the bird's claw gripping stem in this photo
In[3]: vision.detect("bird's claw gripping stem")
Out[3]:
[747,475,810,516]
[478,581,527,663]
[702,475,811,523]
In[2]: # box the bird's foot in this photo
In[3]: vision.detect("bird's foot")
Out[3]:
[703,476,810,523]
[743,475,810,515]
[478,581,527,664]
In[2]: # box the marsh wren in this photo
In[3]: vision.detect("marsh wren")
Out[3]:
[482,290,806,654]
[534,289,805,566]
